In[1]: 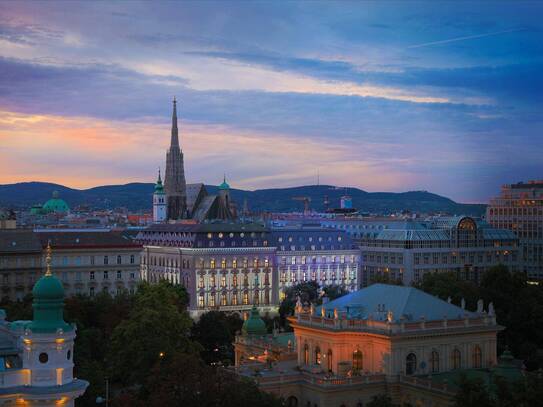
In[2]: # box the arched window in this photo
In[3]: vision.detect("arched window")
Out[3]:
[472,345,482,368]
[406,353,417,375]
[452,349,461,370]
[304,344,309,365]
[353,349,363,372]
[315,346,321,365]
[430,351,439,373]
[327,349,333,372]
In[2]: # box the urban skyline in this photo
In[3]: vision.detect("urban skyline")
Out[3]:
[1,1,542,203]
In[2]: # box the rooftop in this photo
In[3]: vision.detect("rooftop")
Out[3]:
[317,284,476,323]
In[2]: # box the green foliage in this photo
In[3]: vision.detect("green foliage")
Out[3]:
[115,352,282,407]
[191,311,242,365]
[366,394,394,407]
[453,373,494,407]
[107,281,196,385]
[369,274,404,286]
[414,271,479,309]
[416,266,543,371]
[322,284,350,300]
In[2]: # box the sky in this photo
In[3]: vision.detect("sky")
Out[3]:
[0,1,542,203]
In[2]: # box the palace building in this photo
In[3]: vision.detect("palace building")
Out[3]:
[0,244,88,406]
[233,284,519,407]
[137,223,359,318]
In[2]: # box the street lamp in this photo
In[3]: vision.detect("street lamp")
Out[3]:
[95,377,109,407]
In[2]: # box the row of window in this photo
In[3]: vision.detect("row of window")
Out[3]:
[197,291,270,307]
[89,271,136,280]
[280,255,356,265]
[405,346,482,375]
[198,273,270,288]
[279,270,356,283]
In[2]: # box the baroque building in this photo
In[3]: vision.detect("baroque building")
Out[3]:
[160,99,236,222]
[233,284,520,407]
[0,244,88,406]
[486,180,543,280]
[137,223,358,318]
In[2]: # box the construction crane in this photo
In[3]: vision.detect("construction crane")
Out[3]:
[292,196,312,215]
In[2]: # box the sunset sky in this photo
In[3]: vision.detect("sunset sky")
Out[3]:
[0,1,542,202]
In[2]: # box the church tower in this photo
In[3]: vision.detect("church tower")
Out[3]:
[153,169,166,223]
[164,98,187,220]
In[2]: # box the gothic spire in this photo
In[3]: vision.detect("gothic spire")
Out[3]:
[170,97,179,150]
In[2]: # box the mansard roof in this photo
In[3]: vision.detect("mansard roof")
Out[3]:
[318,284,475,323]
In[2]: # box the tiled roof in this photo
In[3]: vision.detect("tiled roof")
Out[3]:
[0,230,42,253]
[35,231,142,248]
[318,284,475,322]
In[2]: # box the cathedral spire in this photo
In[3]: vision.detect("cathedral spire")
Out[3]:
[170,97,179,150]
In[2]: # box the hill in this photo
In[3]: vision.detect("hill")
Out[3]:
[0,182,486,215]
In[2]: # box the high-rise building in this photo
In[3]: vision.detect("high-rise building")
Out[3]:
[487,181,543,280]
[164,98,188,220]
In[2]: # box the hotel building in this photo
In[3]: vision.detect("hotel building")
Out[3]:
[137,223,358,317]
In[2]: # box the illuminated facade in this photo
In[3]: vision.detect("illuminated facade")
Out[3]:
[0,245,87,406]
[138,224,358,318]
[270,227,360,299]
[487,181,543,280]
[234,284,515,407]
[358,216,519,286]
[138,223,276,318]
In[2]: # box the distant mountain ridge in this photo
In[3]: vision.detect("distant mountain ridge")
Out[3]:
[0,182,486,215]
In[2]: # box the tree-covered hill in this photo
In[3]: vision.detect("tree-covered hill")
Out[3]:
[0,182,485,215]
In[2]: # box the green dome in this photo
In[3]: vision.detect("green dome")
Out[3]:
[242,306,267,336]
[29,273,72,333]
[42,191,69,213]
[154,170,165,194]
[219,175,230,190]
[32,274,65,300]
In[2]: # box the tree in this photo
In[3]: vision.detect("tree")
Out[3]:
[415,272,479,309]
[279,281,320,321]
[453,373,493,407]
[191,311,242,365]
[322,284,349,300]
[137,352,282,407]
[107,281,196,385]
[366,394,394,407]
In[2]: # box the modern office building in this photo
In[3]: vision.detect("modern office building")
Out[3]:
[0,245,88,406]
[487,180,543,280]
[233,284,519,407]
[357,216,519,286]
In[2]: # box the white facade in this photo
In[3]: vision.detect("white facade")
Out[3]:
[153,191,166,223]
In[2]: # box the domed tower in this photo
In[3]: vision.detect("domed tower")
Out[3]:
[19,242,88,405]
[218,175,237,219]
[153,169,167,223]
[241,306,267,336]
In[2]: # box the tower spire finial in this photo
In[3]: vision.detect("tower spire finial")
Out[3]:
[45,240,52,277]
[170,98,179,149]
[158,167,162,183]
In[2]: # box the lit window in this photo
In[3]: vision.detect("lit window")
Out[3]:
[210,259,216,269]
